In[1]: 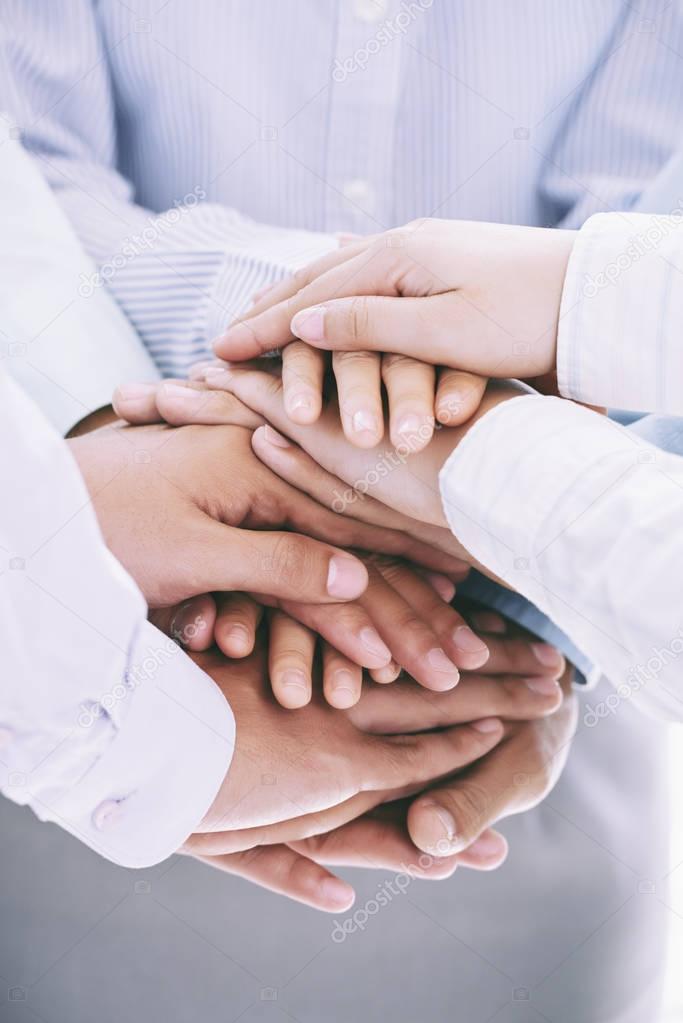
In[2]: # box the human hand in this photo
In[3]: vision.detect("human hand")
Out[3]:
[186,642,510,878]
[212,218,575,441]
[68,410,467,610]
[150,552,493,709]
[184,622,564,907]
[148,363,527,531]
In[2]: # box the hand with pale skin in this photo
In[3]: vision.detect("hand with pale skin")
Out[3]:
[210,218,575,446]
[182,624,571,911]
[113,365,528,532]
[151,551,491,710]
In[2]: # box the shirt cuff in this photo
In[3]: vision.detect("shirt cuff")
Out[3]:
[438,394,636,627]
[27,621,235,868]
[557,210,683,413]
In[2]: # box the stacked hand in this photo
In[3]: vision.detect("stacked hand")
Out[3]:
[109,370,576,911]
[208,218,575,449]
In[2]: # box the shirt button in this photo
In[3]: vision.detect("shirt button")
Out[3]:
[92,799,123,831]
[0,726,13,749]
[353,0,387,23]
[343,178,375,210]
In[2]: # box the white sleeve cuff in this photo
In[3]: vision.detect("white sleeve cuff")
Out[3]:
[31,621,235,868]
[557,210,683,413]
[438,394,638,621]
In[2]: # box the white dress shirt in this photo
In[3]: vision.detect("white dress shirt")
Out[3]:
[0,365,235,867]
[440,207,683,721]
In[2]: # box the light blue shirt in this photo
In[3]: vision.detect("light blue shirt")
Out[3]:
[3,0,683,675]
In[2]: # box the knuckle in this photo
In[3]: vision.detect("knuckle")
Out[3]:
[446,780,493,837]
[267,534,318,595]
[345,297,370,345]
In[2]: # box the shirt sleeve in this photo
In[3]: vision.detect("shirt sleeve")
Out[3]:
[0,370,235,867]
[0,4,337,379]
[557,210,683,413]
[439,393,683,722]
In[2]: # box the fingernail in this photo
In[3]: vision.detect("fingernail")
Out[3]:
[424,573,456,603]
[327,554,368,599]
[213,322,253,351]
[331,671,358,708]
[421,800,457,844]
[115,382,157,402]
[223,624,251,652]
[525,676,561,696]
[162,382,204,403]
[288,393,314,414]
[453,626,489,657]
[396,413,424,436]
[532,643,563,669]
[263,424,291,448]
[291,306,326,343]
[372,659,401,683]
[352,410,380,435]
[170,602,200,645]
[278,671,308,703]
[471,717,501,734]
[204,367,234,385]
[321,876,355,909]
[427,648,460,677]
[467,832,505,857]
[360,627,392,663]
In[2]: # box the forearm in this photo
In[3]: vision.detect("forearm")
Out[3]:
[440,393,683,720]
[0,371,233,866]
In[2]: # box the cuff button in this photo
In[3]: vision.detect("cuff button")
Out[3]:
[92,799,123,831]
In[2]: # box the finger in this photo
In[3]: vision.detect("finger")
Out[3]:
[454,828,509,871]
[213,592,262,658]
[468,609,507,634]
[348,671,563,735]
[268,611,316,708]
[366,718,504,793]
[333,349,384,447]
[155,380,265,428]
[419,571,456,602]
[322,642,363,709]
[407,728,538,856]
[277,599,391,670]
[356,565,461,691]
[195,520,369,603]
[291,811,460,880]
[251,425,469,577]
[149,594,217,651]
[382,354,435,451]
[213,241,373,359]
[194,845,355,913]
[112,381,163,424]
[483,634,565,678]
[373,559,489,671]
[281,341,325,423]
[369,659,401,684]
[435,369,488,425]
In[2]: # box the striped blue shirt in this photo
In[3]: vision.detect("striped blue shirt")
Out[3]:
[2,0,683,377]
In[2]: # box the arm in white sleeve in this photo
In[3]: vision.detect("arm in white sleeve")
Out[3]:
[0,370,234,867]
[0,3,336,378]
[439,394,683,722]
[557,209,683,413]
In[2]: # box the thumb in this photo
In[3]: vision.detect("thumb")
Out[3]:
[193,521,369,603]
[290,294,455,364]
